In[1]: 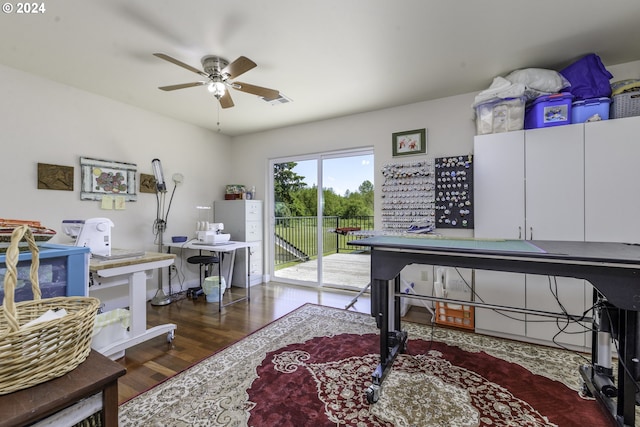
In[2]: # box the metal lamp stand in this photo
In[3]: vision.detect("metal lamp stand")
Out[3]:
[151,206,171,306]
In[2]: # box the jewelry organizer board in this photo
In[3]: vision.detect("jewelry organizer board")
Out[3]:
[434,155,473,229]
[380,159,435,232]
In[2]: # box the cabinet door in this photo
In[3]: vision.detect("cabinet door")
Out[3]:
[474,131,525,239]
[525,274,587,347]
[585,116,640,243]
[525,124,587,347]
[474,132,526,337]
[524,124,585,240]
[474,270,526,336]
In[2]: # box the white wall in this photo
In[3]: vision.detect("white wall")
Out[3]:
[0,63,232,307]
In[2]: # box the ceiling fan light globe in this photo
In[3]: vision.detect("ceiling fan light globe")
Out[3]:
[211,82,226,98]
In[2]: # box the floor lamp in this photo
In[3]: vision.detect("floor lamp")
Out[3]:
[150,158,182,306]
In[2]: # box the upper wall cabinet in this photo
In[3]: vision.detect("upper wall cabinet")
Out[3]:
[523,124,585,241]
[474,123,585,241]
[473,130,525,240]
[584,116,640,243]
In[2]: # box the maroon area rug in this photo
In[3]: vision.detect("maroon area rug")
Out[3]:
[119,304,613,426]
[247,333,610,426]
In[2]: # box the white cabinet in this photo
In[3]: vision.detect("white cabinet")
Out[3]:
[523,125,587,347]
[474,124,589,348]
[474,130,525,239]
[474,131,527,337]
[524,125,585,241]
[585,116,640,243]
[214,200,263,287]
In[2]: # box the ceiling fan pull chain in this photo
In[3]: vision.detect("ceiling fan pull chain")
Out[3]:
[217,102,221,132]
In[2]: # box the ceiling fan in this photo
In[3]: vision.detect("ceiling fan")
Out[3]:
[153,53,280,109]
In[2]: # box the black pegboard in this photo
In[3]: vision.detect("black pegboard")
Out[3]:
[435,155,473,229]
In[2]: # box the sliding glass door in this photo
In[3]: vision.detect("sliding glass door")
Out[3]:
[270,148,373,290]
[272,158,319,285]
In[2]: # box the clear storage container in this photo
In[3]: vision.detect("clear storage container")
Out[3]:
[475,97,525,135]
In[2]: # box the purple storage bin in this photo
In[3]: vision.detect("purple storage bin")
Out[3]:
[525,93,573,129]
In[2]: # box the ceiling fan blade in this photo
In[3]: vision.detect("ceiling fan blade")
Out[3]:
[221,56,256,79]
[233,82,280,100]
[219,91,234,109]
[153,53,208,78]
[158,82,207,91]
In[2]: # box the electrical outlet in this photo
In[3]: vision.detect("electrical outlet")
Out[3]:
[421,270,429,281]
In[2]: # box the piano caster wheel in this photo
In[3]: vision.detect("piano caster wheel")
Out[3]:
[167,330,175,343]
[366,385,380,404]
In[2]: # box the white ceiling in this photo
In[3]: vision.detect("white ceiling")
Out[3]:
[2,0,640,136]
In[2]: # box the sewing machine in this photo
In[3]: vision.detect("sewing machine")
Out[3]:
[62,218,144,260]
[196,222,231,245]
[62,218,114,257]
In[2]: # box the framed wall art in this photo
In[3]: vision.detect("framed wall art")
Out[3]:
[139,173,157,194]
[80,157,137,201]
[392,128,427,157]
[37,163,74,191]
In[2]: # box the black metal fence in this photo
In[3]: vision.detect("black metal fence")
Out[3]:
[274,215,373,267]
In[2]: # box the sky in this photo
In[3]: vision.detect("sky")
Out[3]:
[291,154,374,196]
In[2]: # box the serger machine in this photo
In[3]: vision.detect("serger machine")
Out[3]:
[196,222,231,245]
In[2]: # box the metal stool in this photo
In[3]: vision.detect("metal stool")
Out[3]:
[187,254,222,288]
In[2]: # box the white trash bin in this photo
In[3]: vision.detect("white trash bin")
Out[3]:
[92,308,130,352]
[202,276,226,303]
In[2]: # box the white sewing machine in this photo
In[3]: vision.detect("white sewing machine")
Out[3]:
[62,218,114,257]
[196,222,231,244]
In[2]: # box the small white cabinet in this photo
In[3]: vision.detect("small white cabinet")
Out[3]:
[215,200,263,287]
[474,123,589,349]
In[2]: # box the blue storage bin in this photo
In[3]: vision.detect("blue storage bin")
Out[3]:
[572,97,611,123]
[0,243,90,302]
[525,93,573,129]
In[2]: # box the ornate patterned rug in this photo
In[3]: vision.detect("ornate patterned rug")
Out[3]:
[119,304,612,426]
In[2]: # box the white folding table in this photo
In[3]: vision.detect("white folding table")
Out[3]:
[164,240,252,311]
[89,252,176,359]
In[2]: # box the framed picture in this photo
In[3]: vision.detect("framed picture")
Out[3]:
[80,157,137,201]
[37,163,74,191]
[139,173,157,194]
[392,128,427,157]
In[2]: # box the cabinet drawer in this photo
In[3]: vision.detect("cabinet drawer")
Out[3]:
[245,201,262,221]
[246,221,262,241]
[249,253,262,276]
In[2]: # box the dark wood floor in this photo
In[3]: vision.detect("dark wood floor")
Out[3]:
[116,282,432,403]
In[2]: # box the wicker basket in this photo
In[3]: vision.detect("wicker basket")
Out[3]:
[0,225,100,395]
[612,90,640,119]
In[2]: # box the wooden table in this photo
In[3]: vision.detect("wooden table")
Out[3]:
[0,350,126,427]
